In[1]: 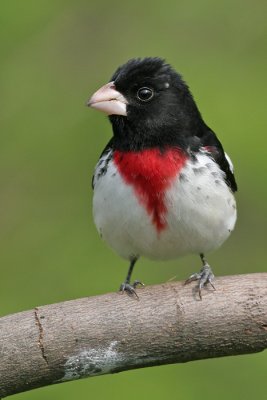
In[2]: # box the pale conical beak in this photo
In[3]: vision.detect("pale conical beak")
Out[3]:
[87,81,128,116]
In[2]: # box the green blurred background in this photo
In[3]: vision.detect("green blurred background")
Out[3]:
[1,0,266,398]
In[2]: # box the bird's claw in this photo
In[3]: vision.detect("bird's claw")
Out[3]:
[119,280,144,299]
[133,280,145,288]
[184,264,215,300]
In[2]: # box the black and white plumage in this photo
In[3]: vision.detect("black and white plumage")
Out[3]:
[88,58,237,298]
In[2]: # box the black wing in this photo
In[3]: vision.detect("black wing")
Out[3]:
[192,127,237,193]
[92,138,114,189]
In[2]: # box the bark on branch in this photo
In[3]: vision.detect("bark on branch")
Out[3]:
[1,273,267,398]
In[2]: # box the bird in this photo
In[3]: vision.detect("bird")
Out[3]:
[87,57,237,299]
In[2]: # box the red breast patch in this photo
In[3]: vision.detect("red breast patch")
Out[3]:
[113,148,188,232]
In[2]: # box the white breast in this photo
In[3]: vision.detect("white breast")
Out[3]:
[92,151,237,261]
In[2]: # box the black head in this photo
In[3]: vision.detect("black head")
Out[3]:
[88,57,205,151]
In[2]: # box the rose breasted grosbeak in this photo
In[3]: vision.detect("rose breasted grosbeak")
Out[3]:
[87,58,237,299]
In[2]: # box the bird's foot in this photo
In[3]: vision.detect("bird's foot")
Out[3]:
[184,263,215,300]
[119,280,144,299]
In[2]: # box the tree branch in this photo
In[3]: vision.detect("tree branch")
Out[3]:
[1,273,267,398]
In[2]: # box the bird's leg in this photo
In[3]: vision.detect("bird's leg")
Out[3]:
[184,253,216,299]
[119,258,144,298]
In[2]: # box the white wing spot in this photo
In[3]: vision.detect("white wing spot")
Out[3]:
[225,152,234,174]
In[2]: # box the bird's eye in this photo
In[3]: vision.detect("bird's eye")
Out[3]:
[137,87,154,102]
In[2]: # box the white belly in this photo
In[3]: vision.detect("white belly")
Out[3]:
[93,152,237,261]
